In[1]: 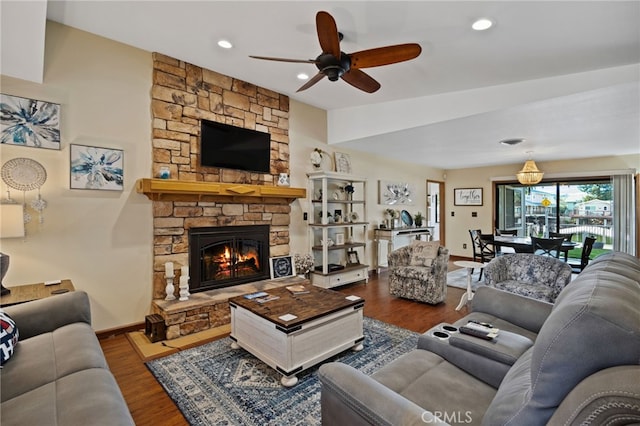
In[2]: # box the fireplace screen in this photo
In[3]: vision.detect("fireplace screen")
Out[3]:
[189,225,270,292]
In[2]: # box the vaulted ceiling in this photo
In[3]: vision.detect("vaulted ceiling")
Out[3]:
[2,1,639,169]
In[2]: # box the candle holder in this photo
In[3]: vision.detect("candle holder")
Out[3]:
[179,275,189,301]
[164,275,176,301]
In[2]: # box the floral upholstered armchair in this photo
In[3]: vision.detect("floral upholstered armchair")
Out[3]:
[483,253,572,303]
[388,241,449,304]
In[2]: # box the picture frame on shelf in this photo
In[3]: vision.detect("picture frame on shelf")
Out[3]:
[269,255,296,279]
[454,188,483,206]
[334,152,352,174]
[347,250,360,265]
[335,233,345,246]
[70,144,124,191]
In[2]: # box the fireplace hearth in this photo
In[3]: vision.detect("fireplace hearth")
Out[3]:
[189,225,270,292]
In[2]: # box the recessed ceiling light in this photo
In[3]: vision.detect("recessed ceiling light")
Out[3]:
[472,18,493,31]
[297,73,309,80]
[217,40,233,49]
[499,138,525,146]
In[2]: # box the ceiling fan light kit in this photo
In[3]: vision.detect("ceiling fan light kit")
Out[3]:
[250,11,421,93]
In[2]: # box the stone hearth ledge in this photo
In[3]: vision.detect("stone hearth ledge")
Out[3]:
[152,275,309,339]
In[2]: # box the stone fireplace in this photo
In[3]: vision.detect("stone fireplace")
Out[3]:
[145,53,306,339]
[149,52,293,299]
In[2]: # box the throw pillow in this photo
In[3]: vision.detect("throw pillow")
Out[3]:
[0,310,19,366]
[409,240,440,267]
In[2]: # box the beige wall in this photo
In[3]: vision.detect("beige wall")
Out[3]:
[1,22,635,331]
[444,154,640,258]
[289,100,446,267]
[0,22,153,331]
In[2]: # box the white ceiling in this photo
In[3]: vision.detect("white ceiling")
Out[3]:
[3,1,639,169]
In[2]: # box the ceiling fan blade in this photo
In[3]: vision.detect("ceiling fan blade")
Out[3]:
[341,69,381,93]
[296,72,326,92]
[249,55,318,64]
[316,11,341,57]
[350,43,422,69]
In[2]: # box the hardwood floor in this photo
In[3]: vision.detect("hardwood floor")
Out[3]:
[100,262,468,425]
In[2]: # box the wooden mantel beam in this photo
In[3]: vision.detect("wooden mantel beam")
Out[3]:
[135,178,306,203]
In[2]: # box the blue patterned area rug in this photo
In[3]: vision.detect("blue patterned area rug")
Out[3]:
[146,317,418,425]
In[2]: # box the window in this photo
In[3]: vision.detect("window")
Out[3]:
[495,179,614,254]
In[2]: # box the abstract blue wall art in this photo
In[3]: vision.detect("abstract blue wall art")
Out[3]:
[70,144,124,191]
[0,94,61,150]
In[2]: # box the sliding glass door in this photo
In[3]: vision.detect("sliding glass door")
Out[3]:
[495,179,614,252]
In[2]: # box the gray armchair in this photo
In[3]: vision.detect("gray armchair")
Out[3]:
[388,243,449,304]
[484,253,572,303]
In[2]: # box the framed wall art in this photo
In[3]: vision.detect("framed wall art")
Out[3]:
[0,94,61,150]
[334,152,352,174]
[454,188,483,206]
[379,180,415,205]
[269,255,296,279]
[70,144,124,191]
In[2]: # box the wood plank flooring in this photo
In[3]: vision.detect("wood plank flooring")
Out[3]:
[100,262,468,425]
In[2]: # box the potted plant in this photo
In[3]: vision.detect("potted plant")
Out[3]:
[414,211,423,227]
[384,209,399,228]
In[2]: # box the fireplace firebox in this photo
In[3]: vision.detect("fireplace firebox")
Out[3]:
[189,225,270,292]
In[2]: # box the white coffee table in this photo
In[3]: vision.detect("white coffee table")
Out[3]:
[454,260,486,311]
[229,285,365,386]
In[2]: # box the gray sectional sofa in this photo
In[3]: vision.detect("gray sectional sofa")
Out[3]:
[0,291,134,426]
[319,252,640,425]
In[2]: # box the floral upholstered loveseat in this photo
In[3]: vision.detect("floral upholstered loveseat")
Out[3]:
[483,253,572,302]
[388,241,449,304]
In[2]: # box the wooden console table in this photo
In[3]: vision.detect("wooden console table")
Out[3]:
[0,279,75,306]
[373,226,434,272]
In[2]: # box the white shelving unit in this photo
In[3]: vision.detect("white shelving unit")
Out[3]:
[307,171,369,289]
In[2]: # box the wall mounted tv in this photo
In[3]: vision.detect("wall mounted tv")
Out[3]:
[200,119,271,173]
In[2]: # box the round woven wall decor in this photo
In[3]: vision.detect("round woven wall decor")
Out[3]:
[1,157,47,191]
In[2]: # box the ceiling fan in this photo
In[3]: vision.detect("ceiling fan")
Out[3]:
[249,11,422,93]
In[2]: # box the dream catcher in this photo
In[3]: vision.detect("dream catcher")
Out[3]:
[1,157,48,224]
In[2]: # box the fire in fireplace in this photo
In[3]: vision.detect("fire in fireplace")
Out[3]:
[189,225,270,292]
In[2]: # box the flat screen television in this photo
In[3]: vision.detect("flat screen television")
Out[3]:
[200,119,271,173]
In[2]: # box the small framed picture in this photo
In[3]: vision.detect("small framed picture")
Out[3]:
[335,233,345,246]
[334,152,352,174]
[454,188,483,206]
[347,250,360,265]
[269,255,296,279]
[70,144,124,191]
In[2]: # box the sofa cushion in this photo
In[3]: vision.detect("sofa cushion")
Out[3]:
[1,322,108,401]
[1,368,134,426]
[0,310,19,365]
[372,349,497,423]
[409,240,440,267]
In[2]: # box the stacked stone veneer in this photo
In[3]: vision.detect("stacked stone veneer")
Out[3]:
[150,53,293,338]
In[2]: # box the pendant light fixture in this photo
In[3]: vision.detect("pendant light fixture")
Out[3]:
[516,152,544,185]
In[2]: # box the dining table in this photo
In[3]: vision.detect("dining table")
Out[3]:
[492,235,579,261]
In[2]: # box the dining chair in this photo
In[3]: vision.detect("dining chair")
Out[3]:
[531,236,565,259]
[469,229,495,280]
[549,231,574,242]
[567,236,597,273]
